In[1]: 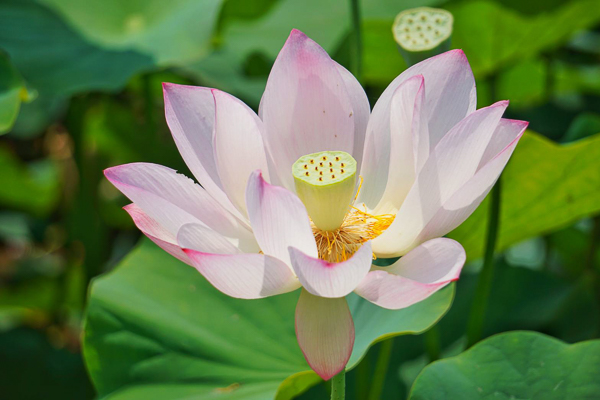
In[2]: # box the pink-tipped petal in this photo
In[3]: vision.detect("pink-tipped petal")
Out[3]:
[417,120,527,242]
[335,62,370,170]
[373,75,425,215]
[183,249,300,299]
[124,204,190,265]
[246,170,318,266]
[261,29,355,190]
[295,289,354,380]
[360,50,476,209]
[212,90,270,216]
[355,238,465,309]
[373,101,508,257]
[289,241,373,298]
[163,83,242,220]
[105,163,245,237]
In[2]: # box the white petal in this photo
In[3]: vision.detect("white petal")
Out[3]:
[360,50,476,209]
[104,163,249,238]
[295,289,354,380]
[212,89,270,216]
[418,119,527,242]
[246,170,318,266]
[372,75,426,215]
[289,241,373,298]
[355,238,465,309]
[183,250,300,299]
[177,223,241,255]
[123,204,190,265]
[261,29,355,190]
[163,83,242,219]
[335,61,370,170]
[373,101,508,257]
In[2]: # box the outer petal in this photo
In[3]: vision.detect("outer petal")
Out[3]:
[335,62,370,170]
[246,170,318,266]
[261,29,355,190]
[295,289,354,380]
[212,89,270,216]
[124,204,190,265]
[418,119,527,242]
[355,238,465,310]
[177,223,241,255]
[163,83,242,220]
[183,249,300,299]
[372,75,425,215]
[373,101,508,257]
[289,241,373,298]
[360,50,476,209]
[105,163,250,238]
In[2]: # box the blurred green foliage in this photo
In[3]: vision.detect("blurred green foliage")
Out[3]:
[1,0,599,398]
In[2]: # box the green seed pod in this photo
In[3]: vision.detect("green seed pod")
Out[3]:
[292,151,357,232]
[393,7,453,66]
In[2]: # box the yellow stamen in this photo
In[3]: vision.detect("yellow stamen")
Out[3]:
[312,208,395,263]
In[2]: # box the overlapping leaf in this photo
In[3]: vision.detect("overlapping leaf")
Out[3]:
[83,239,454,399]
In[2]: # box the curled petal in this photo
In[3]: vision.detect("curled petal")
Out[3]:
[418,119,527,242]
[373,75,425,215]
[183,249,300,299]
[163,83,242,219]
[295,289,354,380]
[289,241,373,298]
[261,29,355,190]
[246,170,318,266]
[212,89,270,216]
[373,101,508,257]
[355,238,465,309]
[360,49,476,209]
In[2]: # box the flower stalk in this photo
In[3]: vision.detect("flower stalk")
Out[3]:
[330,369,346,400]
[466,177,502,347]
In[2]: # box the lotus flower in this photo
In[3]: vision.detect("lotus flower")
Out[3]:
[104,29,527,380]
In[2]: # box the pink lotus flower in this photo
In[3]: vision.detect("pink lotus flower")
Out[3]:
[105,29,527,380]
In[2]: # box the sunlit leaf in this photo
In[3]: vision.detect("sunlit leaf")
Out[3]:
[449,131,600,260]
[409,331,600,400]
[84,239,454,399]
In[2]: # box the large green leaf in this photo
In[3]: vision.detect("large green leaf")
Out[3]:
[0,0,153,96]
[449,131,600,260]
[409,331,600,399]
[38,0,223,66]
[84,239,454,399]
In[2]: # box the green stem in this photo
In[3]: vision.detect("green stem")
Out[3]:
[349,0,363,82]
[330,369,345,400]
[424,325,441,362]
[368,339,393,400]
[466,177,502,348]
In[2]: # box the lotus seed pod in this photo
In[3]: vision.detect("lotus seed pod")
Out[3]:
[393,7,453,66]
[292,151,357,232]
